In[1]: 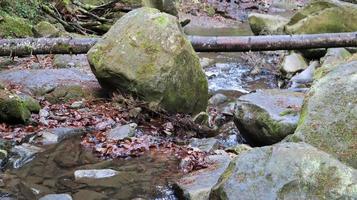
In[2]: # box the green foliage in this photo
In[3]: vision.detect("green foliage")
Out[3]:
[0,0,42,22]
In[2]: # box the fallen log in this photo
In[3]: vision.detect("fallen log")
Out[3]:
[0,32,357,56]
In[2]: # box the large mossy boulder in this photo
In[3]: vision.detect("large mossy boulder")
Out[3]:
[285,0,357,34]
[0,90,40,124]
[248,13,289,35]
[88,8,208,114]
[210,142,357,200]
[234,89,304,145]
[0,14,33,38]
[287,61,357,168]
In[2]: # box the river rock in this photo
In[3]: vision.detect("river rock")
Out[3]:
[74,169,119,180]
[248,13,289,35]
[210,142,357,200]
[234,89,304,145]
[33,21,60,38]
[0,69,100,96]
[87,8,208,114]
[37,127,85,145]
[53,54,89,68]
[107,123,137,140]
[285,0,357,34]
[290,61,318,87]
[39,194,73,200]
[9,144,44,169]
[314,48,352,79]
[174,154,231,200]
[286,61,357,168]
[0,90,40,124]
[280,52,308,75]
[142,0,178,16]
[208,93,228,106]
[189,138,219,152]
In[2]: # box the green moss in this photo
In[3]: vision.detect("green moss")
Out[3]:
[0,13,33,38]
[153,15,169,27]
[0,91,31,123]
[0,0,42,23]
[44,85,90,103]
[279,109,299,116]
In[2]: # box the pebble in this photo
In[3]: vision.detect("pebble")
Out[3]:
[74,169,119,180]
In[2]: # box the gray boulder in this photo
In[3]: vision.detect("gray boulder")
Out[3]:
[87,8,208,114]
[280,52,308,75]
[211,142,357,200]
[234,89,304,145]
[174,154,231,200]
[248,13,289,35]
[287,61,357,168]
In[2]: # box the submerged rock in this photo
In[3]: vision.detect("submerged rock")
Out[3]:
[87,8,208,114]
[285,0,357,34]
[210,142,357,200]
[287,61,357,168]
[234,89,304,145]
[9,144,44,169]
[74,169,119,180]
[174,154,231,200]
[248,13,289,35]
[36,127,85,145]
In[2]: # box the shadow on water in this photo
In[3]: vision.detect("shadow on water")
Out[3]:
[1,137,182,200]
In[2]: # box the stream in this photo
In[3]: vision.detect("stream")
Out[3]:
[1,40,279,200]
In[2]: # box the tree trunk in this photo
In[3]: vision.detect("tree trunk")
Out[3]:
[1,32,357,56]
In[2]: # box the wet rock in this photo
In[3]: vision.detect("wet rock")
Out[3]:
[0,90,39,124]
[53,54,89,69]
[33,21,60,37]
[74,169,119,180]
[73,190,107,200]
[234,89,304,145]
[290,61,318,88]
[174,154,231,200]
[10,144,44,169]
[87,8,208,114]
[36,127,85,145]
[248,13,289,35]
[314,48,352,79]
[215,121,246,149]
[39,194,72,200]
[208,93,228,106]
[285,0,357,34]
[189,138,219,152]
[280,52,308,75]
[0,69,100,96]
[210,142,357,200]
[286,61,357,167]
[107,123,137,140]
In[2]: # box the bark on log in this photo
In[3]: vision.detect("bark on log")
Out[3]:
[1,32,357,56]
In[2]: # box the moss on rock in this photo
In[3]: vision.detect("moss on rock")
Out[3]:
[0,13,33,38]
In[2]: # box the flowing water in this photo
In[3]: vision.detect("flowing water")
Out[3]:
[1,138,182,200]
[1,41,279,200]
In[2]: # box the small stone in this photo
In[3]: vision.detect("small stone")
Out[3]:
[280,52,308,75]
[74,169,119,180]
[189,138,219,152]
[128,107,142,118]
[70,101,84,109]
[208,93,228,106]
[39,109,50,118]
[39,194,72,200]
[107,123,137,140]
